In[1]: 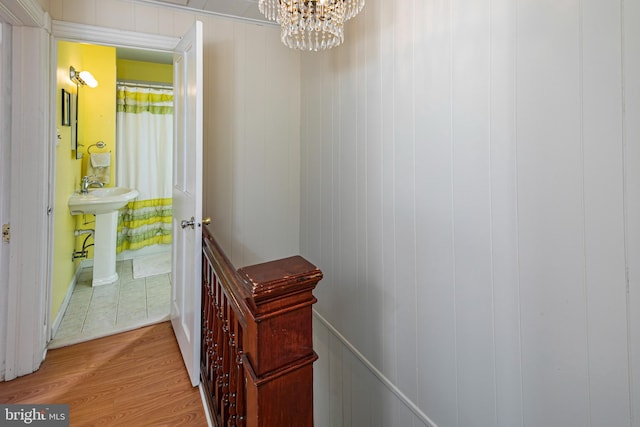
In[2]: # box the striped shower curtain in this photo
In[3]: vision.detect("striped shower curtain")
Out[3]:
[116,84,173,253]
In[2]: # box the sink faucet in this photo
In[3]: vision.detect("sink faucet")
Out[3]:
[81,176,104,194]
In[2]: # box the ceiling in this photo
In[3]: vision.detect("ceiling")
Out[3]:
[114,0,275,64]
[116,46,173,64]
[137,0,272,25]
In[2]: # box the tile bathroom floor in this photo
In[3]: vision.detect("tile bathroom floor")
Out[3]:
[49,259,171,349]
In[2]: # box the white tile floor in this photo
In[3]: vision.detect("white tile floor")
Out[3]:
[49,259,171,349]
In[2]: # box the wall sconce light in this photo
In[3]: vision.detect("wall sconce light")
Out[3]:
[69,66,98,88]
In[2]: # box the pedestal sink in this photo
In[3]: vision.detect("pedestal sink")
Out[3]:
[68,187,139,286]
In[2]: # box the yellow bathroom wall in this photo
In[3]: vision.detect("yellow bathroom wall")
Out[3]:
[116,59,172,83]
[73,45,117,261]
[79,44,116,185]
[52,43,117,323]
[51,41,84,322]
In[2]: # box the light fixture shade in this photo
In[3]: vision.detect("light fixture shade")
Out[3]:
[70,66,98,88]
[78,71,98,88]
[259,0,364,50]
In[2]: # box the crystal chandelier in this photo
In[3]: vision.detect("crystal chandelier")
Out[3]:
[259,0,365,51]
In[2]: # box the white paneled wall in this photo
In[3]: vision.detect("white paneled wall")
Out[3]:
[46,0,301,268]
[302,1,639,426]
[624,0,640,425]
[0,22,11,381]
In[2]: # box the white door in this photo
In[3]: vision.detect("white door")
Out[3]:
[171,20,203,387]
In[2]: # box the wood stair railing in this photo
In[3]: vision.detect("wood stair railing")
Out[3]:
[201,226,323,427]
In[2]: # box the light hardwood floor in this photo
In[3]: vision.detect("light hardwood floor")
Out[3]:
[0,322,207,426]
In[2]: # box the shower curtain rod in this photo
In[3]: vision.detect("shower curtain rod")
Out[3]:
[117,80,173,90]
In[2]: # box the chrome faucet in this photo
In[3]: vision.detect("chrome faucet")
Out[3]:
[81,176,104,194]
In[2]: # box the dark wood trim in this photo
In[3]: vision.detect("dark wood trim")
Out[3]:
[201,226,323,427]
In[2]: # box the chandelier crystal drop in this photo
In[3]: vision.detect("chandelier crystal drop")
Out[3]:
[342,0,365,20]
[259,0,280,22]
[258,0,365,51]
[281,0,344,51]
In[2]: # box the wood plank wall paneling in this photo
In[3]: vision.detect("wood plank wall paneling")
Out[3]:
[489,0,521,425]
[517,1,589,425]
[30,0,640,425]
[305,0,638,426]
[0,23,12,381]
[624,1,640,425]
[220,13,301,268]
[580,1,628,425]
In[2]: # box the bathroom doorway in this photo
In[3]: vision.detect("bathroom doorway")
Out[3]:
[49,40,175,348]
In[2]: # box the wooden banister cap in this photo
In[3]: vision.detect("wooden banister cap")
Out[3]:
[239,256,323,303]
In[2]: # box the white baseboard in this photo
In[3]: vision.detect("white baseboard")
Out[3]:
[199,383,214,427]
[79,258,93,269]
[50,269,79,340]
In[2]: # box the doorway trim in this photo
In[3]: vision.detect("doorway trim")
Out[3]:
[51,21,178,51]
[0,0,183,382]
[3,21,51,381]
[46,21,179,366]
[0,0,50,383]
[48,21,180,334]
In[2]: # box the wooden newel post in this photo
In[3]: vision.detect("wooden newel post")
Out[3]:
[238,256,323,427]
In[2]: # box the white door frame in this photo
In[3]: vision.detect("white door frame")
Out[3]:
[3,17,180,380]
[47,22,180,315]
[0,20,12,382]
[1,0,51,380]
